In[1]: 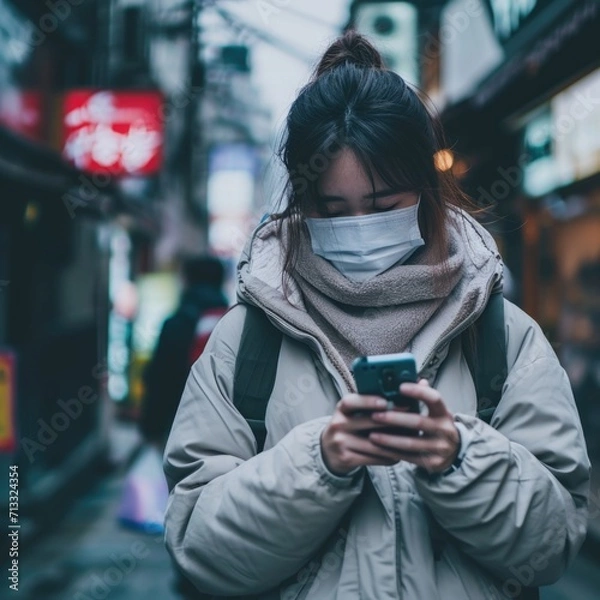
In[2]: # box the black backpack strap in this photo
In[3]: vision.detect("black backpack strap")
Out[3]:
[233,305,283,452]
[464,289,507,425]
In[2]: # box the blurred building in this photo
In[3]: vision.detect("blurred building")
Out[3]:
[415,0,600,459]
[198,7,272,259]
[0,0,122,545]
[202,47,271,259]
[349,0,600,489]
[123,3,272,409]
[0,0,185,542]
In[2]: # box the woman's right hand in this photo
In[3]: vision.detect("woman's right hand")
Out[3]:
[320,394,407,476]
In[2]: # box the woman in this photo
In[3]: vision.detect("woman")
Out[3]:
[163,32,590,600]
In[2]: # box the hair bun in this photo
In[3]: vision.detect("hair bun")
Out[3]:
[314,30,384,78]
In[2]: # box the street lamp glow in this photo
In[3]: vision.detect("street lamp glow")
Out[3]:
[434,149,454,172]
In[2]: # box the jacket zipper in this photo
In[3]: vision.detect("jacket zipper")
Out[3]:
[238,229,500,599]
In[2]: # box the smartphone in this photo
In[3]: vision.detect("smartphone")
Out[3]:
[351,352,420,436]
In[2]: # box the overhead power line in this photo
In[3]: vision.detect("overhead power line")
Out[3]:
[221,0,341,31]
[212,6,317,65]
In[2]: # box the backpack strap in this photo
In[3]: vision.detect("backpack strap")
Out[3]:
[464,289,507,425]
[233,305,282,452]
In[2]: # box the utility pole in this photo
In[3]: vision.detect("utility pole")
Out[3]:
[183,0,208,245]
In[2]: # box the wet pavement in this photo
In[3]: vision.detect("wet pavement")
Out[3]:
[18,473,180,600]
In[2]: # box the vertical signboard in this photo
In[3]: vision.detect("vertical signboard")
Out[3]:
[353,1,418,85]
[522,67,600,197]
[107,228,133,402]
[207,143,258,259]
[440,0,504,106]
[0,351,16,453]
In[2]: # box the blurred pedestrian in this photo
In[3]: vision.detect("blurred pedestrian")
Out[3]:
[139,255,228,447]
[163,32,589,600]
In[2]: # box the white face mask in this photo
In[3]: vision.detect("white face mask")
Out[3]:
[304,203,425,282]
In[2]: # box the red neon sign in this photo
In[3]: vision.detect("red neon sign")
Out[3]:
[62,90,164,176]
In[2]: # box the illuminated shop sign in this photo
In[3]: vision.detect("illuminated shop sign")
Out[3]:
[553,70,600,187]
[62,90,164,176]
[0,2,42,143]
[482,0,576,51]
[0,89,43,141]
[485,0,541,41]
[0,1,35,70]
[107,228,133,402]
[207,143,258,258]
[522,106,556,197]
[522,67,600,197]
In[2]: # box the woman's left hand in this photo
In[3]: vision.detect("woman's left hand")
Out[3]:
[368,379,460,474]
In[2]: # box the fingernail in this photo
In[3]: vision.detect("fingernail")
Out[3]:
[376,399,387,407]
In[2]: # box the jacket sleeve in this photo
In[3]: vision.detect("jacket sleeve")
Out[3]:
[162,305,365,596]
[415,301,590,586]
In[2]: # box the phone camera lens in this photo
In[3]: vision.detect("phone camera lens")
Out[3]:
[381,368,398,392]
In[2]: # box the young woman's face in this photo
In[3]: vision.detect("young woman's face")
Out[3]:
[306,148,419,218]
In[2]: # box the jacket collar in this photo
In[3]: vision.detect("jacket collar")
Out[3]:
[236,210,503,388]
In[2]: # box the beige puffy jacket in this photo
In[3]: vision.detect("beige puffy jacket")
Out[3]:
[163,217,590,600]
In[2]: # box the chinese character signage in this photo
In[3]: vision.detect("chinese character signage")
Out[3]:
[62,90,164,176]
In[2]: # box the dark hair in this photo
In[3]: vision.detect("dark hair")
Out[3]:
[182,256,225,287]
[274,30,472,283]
